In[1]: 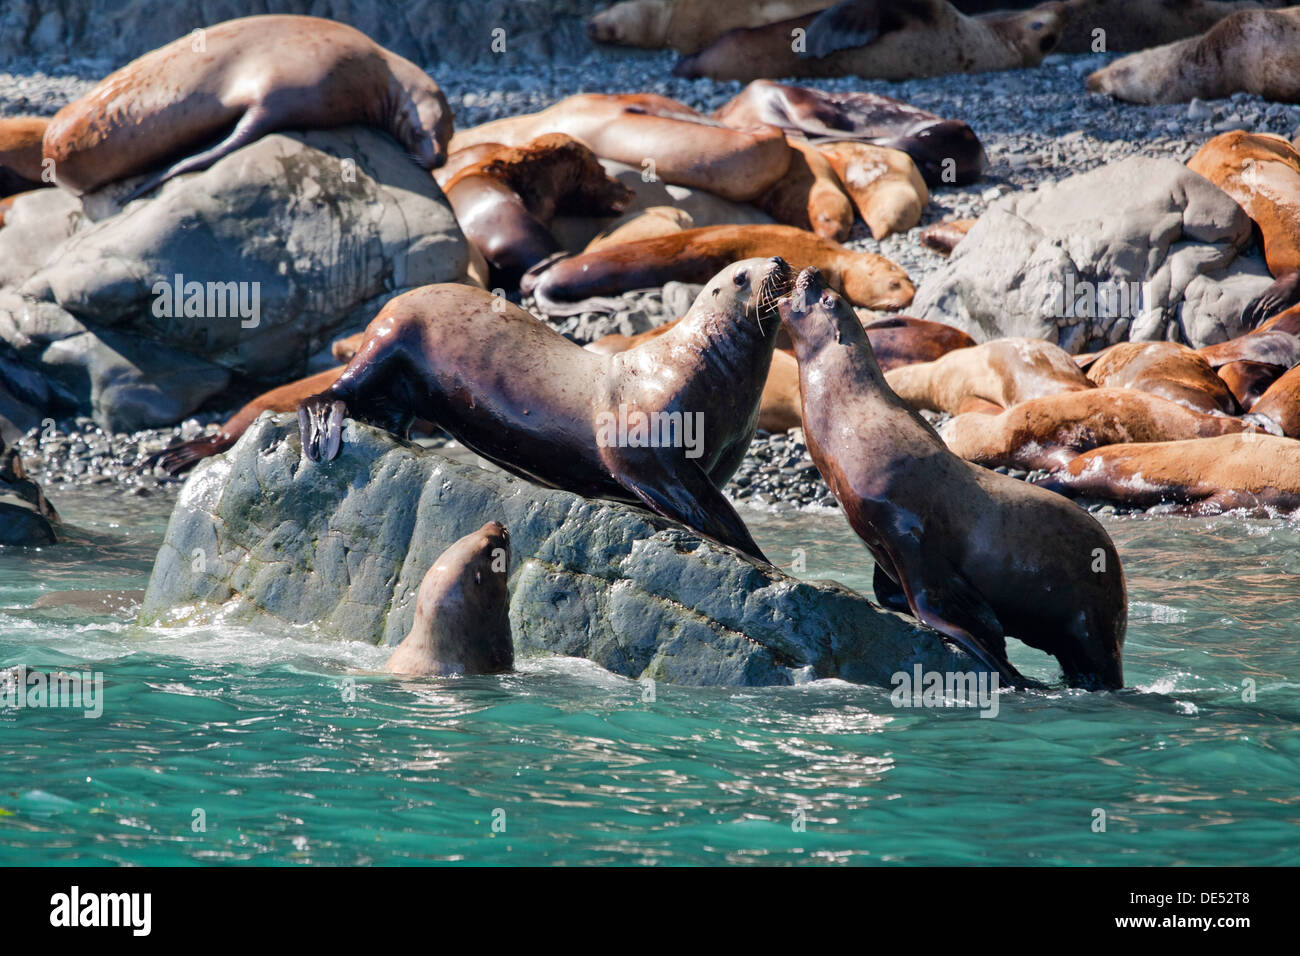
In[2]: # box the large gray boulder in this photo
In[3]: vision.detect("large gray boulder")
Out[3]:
[139,414,988,688]
[911,157,1271,352]
[0,126,471,430]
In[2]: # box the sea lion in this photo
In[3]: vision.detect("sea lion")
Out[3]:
[385,521,514,677]
[939,387,1254,472]
[587,0,830,53]
[1086,7,1300,105]
[884,337,1093,416]
[1218,360,1287,409]
[673,1,1069,83]
[1057,0,1285,54]
[42,15,454,199]
[780,266,1126,690]
[920,218,977,256]
[711,79,987,186]
[298,259,796,562]
[145,367,347,474]
[586,321,805,431]
[1079,341,1238,415]
[440,134,634,288]
[1188,131,1300,324]
[0,117,49,197]
[1250,364,1300,436]
[1040,433,1300,515]
[448,94,792,203]
[584,206,694,251]
[859,315,975,370]
[520,224,914,316]
[755,138,855,241]
[815,141,929,240]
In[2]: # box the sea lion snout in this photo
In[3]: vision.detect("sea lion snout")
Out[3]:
[779,266,828,322]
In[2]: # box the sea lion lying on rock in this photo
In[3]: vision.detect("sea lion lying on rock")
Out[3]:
[1078,341,1239,415]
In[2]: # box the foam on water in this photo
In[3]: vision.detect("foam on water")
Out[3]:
[1,485,1297,865]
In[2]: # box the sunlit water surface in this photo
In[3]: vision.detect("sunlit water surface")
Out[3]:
[1,486,1297,865]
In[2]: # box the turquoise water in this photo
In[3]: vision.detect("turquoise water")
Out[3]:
[1,486,1298,865]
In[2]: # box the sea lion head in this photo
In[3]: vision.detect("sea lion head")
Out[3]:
[778,267,870,363]
[396,82,455,170]
[998,1,1069,62]
[702,257,795,339]
[587,0,672,48]
[387,520,513,677]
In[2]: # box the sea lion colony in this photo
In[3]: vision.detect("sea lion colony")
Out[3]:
[9,7,1300,685]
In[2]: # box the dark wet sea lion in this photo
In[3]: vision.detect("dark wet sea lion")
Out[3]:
[298,259,796,562]
[0,117,50,197]
[1250,364,1300,436]
[939,387,1254,472]
[711,80,987,186]
[1188,131,1300,324]
[385,521,514,677]
[673,1,1069,84]
[884,337,1093,416]
[1040,433,1300,515]
[1057,0,1284,54]
[441,134,634,288]
[1086,7,1300,105]
[43,15,453,198]
[780,266,1126,689]
[520,224,913,316]
[1080,341,1239,415]
[449,93,791,203]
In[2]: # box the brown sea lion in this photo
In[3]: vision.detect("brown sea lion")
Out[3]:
[0,117,49,197]
[884,337,1093,416]
[145,367,346,474]
[780,266,1126,690]
[520,224,913,316]
[298,259,796,562]
[1250,364,1300,436]
[384,521,514,677]
[449,94,791,203]
[816,141,929,239]
[755,138,854,241]
[43,15,454,199]
[1188,131,1300,324]
[584,206,694,252]
[920,218,977,256]
[859,315,975,370]
[1086,7,1300,105]
[440,134,634,288]
[587,0,831,53]
[1041,433,1300,515]
[1079,341,1239,415]
[1218,361,1287,409]
[711,79,987,186]
[673,1,1069,84]
[939,387,1254,472]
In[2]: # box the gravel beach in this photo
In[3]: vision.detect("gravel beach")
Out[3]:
[8,45,1297,510]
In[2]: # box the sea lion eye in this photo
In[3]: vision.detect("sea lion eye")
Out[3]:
[733,271,748,287]
[821,292,835,308]
[1032,20,1043,30]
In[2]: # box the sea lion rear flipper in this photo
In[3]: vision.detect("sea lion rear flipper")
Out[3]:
[1242,269,1300,328]
[297,395,347,463]
[617,458,768,564]
[122,106,271,202]
[801,0,929,60]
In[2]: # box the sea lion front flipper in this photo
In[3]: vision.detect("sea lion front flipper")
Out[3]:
[871,562,911,613]
[887,544,1025,687]
[1242,269,1300,328]
[297,395,347,463]
[801,0,930,60]
[616,457,768,564]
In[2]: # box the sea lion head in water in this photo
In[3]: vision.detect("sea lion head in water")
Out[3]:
[779,266,1126,689]
[385,521,513,677]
